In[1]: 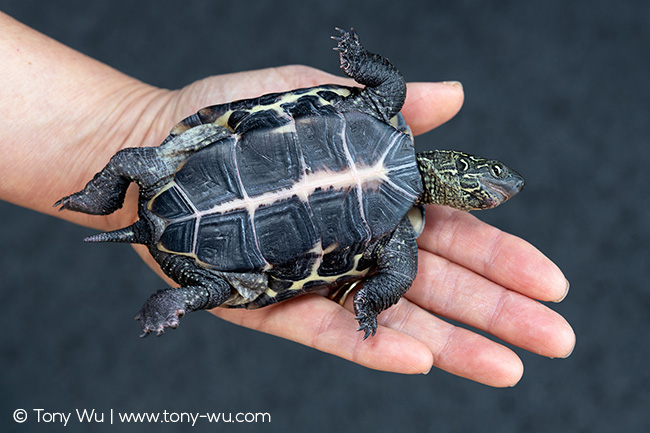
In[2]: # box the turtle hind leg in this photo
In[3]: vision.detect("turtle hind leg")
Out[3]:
[56,123,235,215]
[135,281,232,337]
[332,28,406,122]
[55,146,160,215]
[136,249,234,337]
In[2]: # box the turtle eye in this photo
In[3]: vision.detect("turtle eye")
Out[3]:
[456,157,470,173]
[490,163,505,178]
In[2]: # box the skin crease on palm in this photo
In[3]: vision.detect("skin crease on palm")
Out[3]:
[0,13,575,387]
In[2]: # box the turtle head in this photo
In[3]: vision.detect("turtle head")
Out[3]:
[415,150,525,211]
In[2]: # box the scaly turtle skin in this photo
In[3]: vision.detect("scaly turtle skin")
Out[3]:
[56,29,524,339]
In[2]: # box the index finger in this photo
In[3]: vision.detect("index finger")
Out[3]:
[417,205,569,302]
[403,81,465,136]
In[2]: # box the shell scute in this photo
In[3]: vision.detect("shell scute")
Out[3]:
[174,136,242,209]
[236,125,302,197]
[296,113,349,173]
[149,185,192,220]
[196,211,265,271]
[254,196,319,265]
[159,219,194,254]
[308,187,369,256]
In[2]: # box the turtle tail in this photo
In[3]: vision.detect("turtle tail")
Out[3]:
[84,220,150,245]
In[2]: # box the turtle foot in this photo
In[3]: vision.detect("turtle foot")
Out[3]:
[54,191,113,215]
[54,185,125,215]
[135,289,186,337]
[355,313,378,340]
[354,300,379,340]
[332,27,364,79]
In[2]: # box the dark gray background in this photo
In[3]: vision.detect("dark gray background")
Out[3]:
[1,0,648,432]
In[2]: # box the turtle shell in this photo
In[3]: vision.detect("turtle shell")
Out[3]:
[148,90,423,303]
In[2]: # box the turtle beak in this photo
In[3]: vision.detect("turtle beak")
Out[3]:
[481,167,525,208]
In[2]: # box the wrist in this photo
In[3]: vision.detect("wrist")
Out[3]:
[0,12,175,226]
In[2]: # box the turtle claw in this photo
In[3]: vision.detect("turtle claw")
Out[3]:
[54,190,120,215]
[136,308,184,338]
[332,27,363,78]
[54,193,90,213]
[333,26,357,39]
[355,313,378,340]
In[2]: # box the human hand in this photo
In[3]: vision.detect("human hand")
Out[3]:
[0,13,574,387]
[129,67,574,387]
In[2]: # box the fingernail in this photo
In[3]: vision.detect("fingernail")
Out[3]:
[554,279,570,303]
[421,366,432,375]
[442,80,463,90]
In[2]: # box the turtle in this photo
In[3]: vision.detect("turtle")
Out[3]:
[56,28,524,339]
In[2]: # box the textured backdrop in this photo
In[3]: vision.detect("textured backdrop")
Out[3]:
[1,1,649,432]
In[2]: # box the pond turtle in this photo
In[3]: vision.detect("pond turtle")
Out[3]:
[56,29,524,338]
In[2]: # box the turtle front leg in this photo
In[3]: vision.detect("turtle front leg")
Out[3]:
[136,250,233,337]
[332,28,406,122]
[354,217,418,339]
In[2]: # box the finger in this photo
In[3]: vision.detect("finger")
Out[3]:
[418,205,569,302]
[402,81,464,136]
[336,287,524,386]
[212,295,434,375]
[373,297,524,387]
[408,249,575,359]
